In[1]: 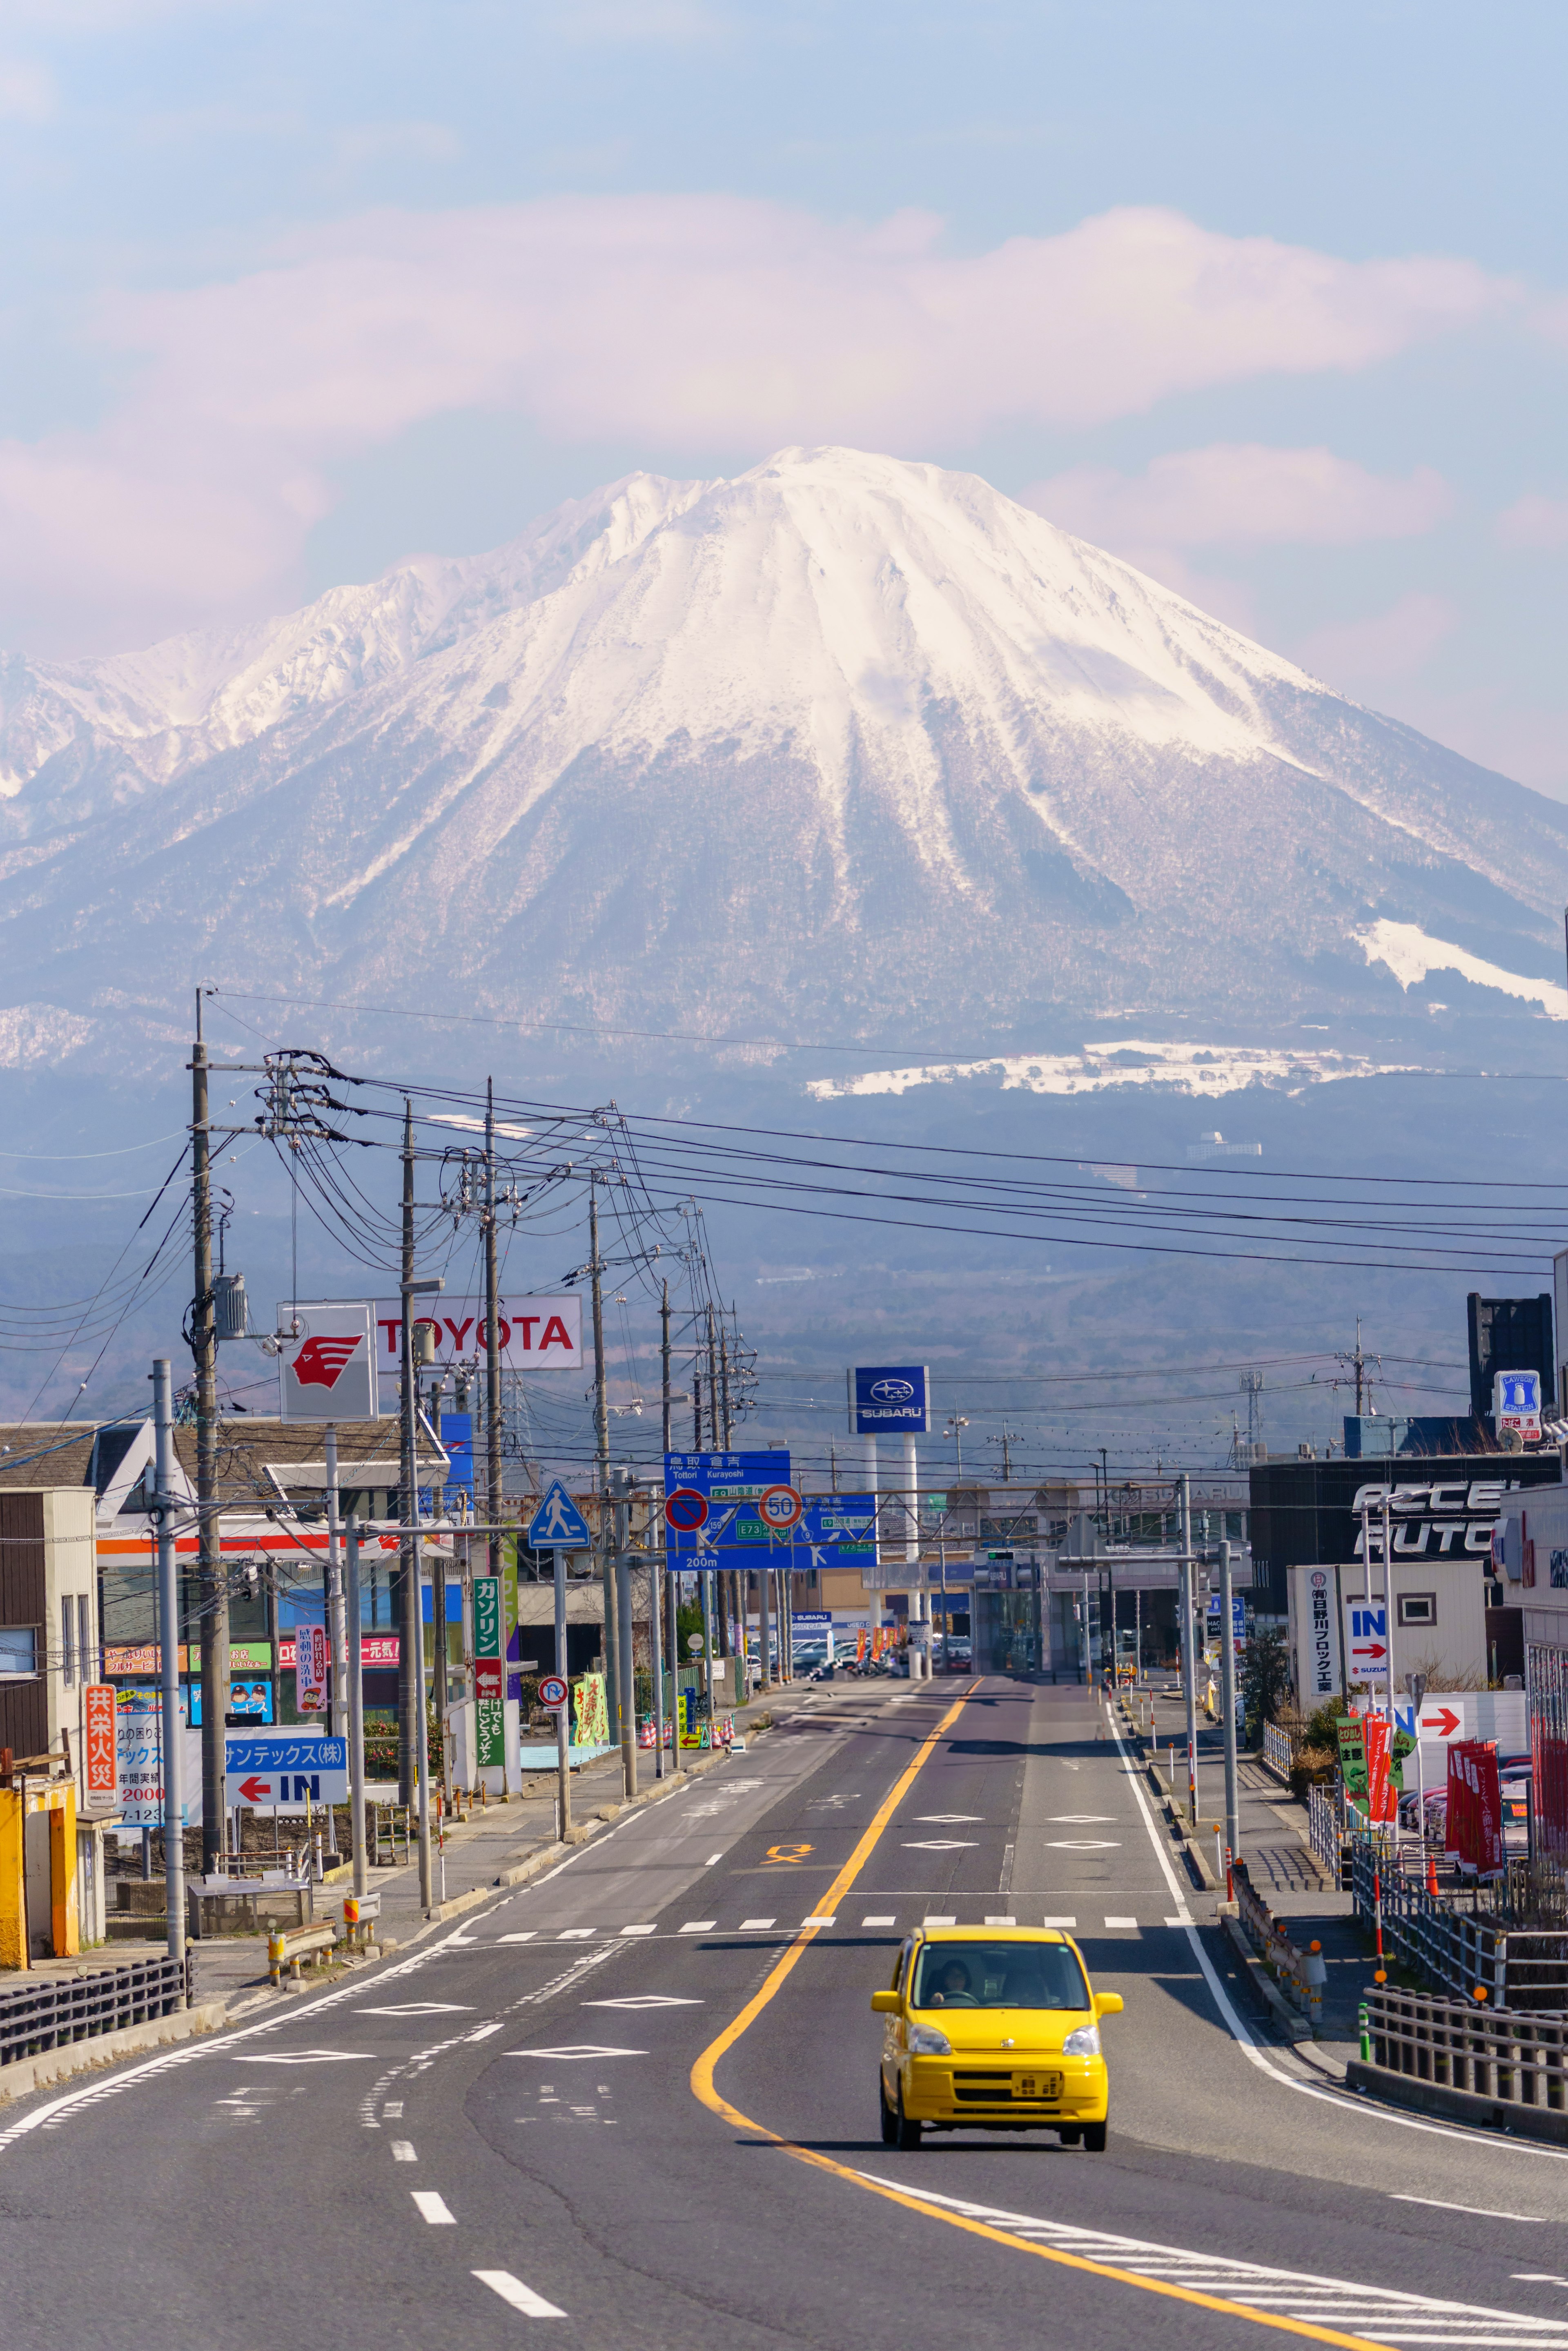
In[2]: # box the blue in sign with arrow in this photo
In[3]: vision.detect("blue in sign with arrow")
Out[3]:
[528,1480,592,1549]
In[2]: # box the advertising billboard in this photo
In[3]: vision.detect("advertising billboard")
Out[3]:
[278,1300,378,1421]
[372,1296,583,1374]
[849,1365,930,1435]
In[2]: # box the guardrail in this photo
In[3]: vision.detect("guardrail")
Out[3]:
[1308,1782,1350,1886]
[1348,1834,1568,2011]
[1232,1856,1325,2026]
[0,1954,190,2067]
[1361,1983,1568,2129]
[1262,1721,1294,1779]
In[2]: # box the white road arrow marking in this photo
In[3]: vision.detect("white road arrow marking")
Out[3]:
[243,2050,378,2065]
[584,1995,704,2010]
[505,2045,648,2060]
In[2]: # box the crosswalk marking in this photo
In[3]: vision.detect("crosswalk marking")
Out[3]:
[619,1924,656,1937]
[1041,1916,1077,1928]
[740,1917,777,1930]
[499,1932,537,1944]
[680,1921,716,1934]
[558,1928,596,1941]
[923,1914,957,1926]
[985,1915,1017,1926]
[866,2179,1568,2349]
[484,1912,1179,1943]
[802,1915,837,1926]
[863,1914,896,1926]
[1104,1916,1138,1929]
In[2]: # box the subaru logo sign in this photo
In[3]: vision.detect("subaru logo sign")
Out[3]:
[851,1363,929,1435]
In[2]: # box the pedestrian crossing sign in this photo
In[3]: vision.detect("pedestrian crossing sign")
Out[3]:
[528,1481,592,1548]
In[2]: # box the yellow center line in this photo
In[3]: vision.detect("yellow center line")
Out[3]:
[689,1680,1394,2351]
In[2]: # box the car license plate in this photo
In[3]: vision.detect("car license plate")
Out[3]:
[1015,2071,1062,2101]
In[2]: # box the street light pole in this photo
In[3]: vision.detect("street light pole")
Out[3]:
[1180,1472,1198,1827]
[345,1516,367,1899]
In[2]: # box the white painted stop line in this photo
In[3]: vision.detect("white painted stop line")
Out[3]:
[474,2269,567,2318]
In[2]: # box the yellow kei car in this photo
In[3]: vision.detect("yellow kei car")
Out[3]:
[872,1926,1123,2150]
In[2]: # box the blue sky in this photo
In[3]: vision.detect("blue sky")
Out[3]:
[3,1,1566,791]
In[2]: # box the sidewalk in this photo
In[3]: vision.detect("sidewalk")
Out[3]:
[1142,1683,1369,2055]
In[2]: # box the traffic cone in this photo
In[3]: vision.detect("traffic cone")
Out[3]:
[1426,1851,1439,1898]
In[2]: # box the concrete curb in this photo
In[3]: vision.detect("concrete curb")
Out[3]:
[1346,2057,1568,2145]
[1221,1914,1313,2042]
[0,1998,229,2110]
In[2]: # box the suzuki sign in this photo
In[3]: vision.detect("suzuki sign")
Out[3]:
[278,1301,378,1421]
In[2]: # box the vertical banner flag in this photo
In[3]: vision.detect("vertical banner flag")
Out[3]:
[474,1574,504,1767]
[83,1683,117,1801]
[1362,1713,1394,1823]
[1475,1743,1506,1877]
[573,1671,608,1749]
[295,1623,328,1713]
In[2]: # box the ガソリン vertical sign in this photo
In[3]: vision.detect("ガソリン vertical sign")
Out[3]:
[474,1573,504,1768]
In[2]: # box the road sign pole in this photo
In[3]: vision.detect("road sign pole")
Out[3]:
[616,1515,637,1801]
[346,1515,367,1899]
[554,1547,572,1835]
[757,1552,770,1693]
[1220,1538,1239,1869]
[153,1358,185,1963]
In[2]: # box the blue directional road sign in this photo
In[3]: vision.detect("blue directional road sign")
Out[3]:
[663,1451,792,1571]
[225,1733,348,1810]
[528,1480,593,1549]
[850,1365,930,1435]
[797,1493,879,1569]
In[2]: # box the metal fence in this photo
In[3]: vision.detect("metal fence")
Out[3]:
[1363,1983,1568,2119]
[1349,1834,1568,2011]
[1232,1857,1323,2026]
[1308,1781,1350,1885]
[1262,1721,1294,1778]
[372,1802,410,1868]
[0,1953,191,2067]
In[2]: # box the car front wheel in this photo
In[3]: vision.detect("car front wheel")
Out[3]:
[896,2086,922,2150]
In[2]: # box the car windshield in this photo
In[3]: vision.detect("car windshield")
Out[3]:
[910,1941,1089,2011]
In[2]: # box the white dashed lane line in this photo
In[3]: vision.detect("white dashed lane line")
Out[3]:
[412,2192,456,2224]
[390,2141,417,2162]
[474,2269,568,2317]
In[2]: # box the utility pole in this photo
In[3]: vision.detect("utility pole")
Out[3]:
[661,1281,673,1456]
[401,1271,441,1911]
[590,1179,615,1742]
[484,1078,505,1622]
[483,1080,509,1795]
[324,1424,343,1854]
[662,1279,680,1773]
[346,1516,367,1899]
[1219,1537,1239,1875]
[1180,1472,1198,1826]
[191,994,226,1874]
[398,1103,416,1806]
[153,1359,184,1959]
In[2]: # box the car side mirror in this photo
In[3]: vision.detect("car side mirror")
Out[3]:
[870,1990,902,2015]
[1095,1992,1124,2017]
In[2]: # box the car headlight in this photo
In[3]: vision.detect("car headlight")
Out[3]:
[1062,2023,1102,2057]
[907,2023,952,2055]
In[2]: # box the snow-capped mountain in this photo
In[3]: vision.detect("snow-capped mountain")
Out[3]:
[0,444,1564,1081]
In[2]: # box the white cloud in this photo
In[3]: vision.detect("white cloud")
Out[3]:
[1022,443,1452,551]
[1292,591,1460,691]
[0,195,1509,651]
[1496,492,1568,550]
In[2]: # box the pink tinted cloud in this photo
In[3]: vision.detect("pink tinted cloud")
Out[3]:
[0,194,1508,651]
[1496,492,1568,550]
[1022,443,1452,551]
[1292,591,1460,693]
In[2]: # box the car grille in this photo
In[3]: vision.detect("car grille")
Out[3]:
[951,2068,1063,2105]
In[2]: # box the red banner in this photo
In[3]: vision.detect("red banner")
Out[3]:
[83,1683,117,1797]
[1446,1739,1505,1876]
[1363,1714,1395,1823]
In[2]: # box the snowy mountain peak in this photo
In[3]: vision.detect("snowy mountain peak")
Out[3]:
[0,443,1563,1077]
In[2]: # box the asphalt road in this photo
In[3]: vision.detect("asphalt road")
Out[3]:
[7,1677,1568,2351]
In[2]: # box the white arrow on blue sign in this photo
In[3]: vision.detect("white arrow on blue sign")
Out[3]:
[528,1480,592,1549]
[224,1733,349,1811]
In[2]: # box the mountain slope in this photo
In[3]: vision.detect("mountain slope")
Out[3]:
[0,444,1562,1073]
